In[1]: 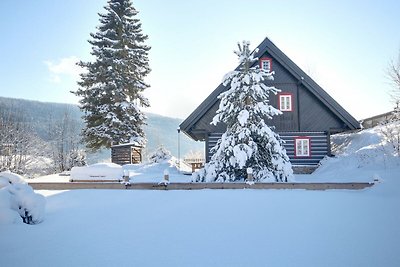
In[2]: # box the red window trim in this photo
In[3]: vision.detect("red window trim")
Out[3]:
[294,136,311,158]
[278,93,293,112]
[259,57,272,71]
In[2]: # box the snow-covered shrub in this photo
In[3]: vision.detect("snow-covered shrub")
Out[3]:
[148,146,172,163]
[0,171,46,225]
[68,150,87,169]
[380,120,400,157]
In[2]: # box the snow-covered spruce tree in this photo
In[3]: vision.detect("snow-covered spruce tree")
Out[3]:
[193,41,293,182]
[73,0,150,150]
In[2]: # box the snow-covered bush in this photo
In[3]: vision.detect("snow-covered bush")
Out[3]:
[0,171,46,225]
[194,41,292,182]
[68,150,87,169]
[380,116,400,157]
[148,146,172,163]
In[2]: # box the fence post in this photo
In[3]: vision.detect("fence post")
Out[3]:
[158,169,170,186]
[246,167,254,185]
[123,170,130,186]
[164,169,170,182]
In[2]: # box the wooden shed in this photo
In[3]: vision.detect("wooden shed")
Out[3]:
[180,37,361,168]
[111,143,142,165]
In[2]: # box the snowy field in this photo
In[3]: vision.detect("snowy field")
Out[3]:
[1,124,400,266]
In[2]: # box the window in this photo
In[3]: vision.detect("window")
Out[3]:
[259,57,272,72]
[279,93,293,111]
[295,137,311,157]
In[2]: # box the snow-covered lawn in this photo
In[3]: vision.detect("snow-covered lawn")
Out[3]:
[1,124,400,266]
[1,174,399,267]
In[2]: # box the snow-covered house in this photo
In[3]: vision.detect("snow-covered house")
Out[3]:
[180,37,360,169]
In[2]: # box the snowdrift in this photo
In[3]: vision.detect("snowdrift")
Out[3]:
[297,122,400,182]
[123,157,191,183]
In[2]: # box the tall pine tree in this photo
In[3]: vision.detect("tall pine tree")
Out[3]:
[73,0,150,150]
[193,41,293,182]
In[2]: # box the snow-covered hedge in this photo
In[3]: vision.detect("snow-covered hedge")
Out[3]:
[0,171,46,225]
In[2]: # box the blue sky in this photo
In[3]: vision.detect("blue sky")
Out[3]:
[0,0,399,120]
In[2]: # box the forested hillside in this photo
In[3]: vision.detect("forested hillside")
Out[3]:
[0,97,203,176]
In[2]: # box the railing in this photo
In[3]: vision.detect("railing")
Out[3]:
[183,158,205,173]
[183,158,205,164]
[29,182,374,191]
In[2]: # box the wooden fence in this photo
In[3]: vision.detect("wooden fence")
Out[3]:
[29,182,374,191]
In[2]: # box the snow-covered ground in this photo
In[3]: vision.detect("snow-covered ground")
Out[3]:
[1,124,400,266]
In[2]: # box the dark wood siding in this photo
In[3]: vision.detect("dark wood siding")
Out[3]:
[206,132,222,161]
[298,86,346,131]
[191,101,226,141]
[267,83,299,131]
[280,132,329,165]
[259,50,300,132]
[206,131,328,166]
[188,51,351,138]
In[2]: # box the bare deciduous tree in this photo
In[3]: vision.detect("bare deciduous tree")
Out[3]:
[0,107,49,176]
[46,108,86,173]
[387,51,400,110]
[380,51,400,157]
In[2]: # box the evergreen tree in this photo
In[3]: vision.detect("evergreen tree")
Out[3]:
[73,0,150,150]
[193,41,293,182]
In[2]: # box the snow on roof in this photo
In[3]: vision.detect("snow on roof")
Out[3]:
[111,142,142,148]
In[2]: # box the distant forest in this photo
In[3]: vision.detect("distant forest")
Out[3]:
[0,96,203,176]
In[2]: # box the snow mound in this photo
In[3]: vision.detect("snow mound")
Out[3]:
[301,122,400,182]
[123,157,191,183]
[70,163,123,180]
[332,127,383,156]
[0,171,46,224]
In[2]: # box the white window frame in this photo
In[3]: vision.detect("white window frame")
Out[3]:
[295,138,310,157]
[260,58,272,72]
[279,94,292,112]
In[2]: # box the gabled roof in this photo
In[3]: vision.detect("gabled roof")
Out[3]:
[180,37,360,139]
